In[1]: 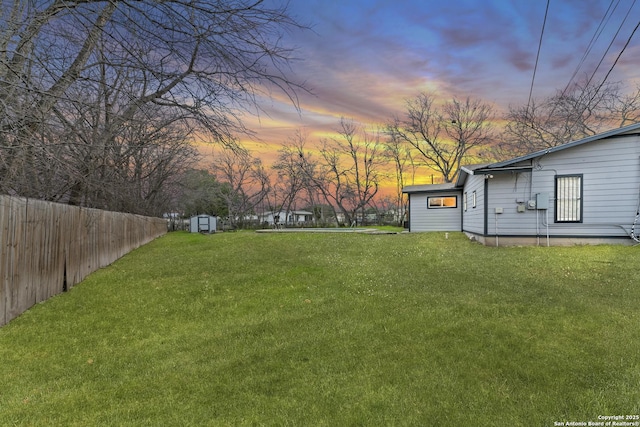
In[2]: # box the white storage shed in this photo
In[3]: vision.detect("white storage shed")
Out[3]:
[189,215,217,233]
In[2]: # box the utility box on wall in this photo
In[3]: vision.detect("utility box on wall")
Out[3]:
[536,193,549,210]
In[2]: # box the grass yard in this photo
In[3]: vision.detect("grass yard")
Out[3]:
[1,231,639,426]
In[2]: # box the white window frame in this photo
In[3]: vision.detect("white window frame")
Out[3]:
[427,196,457,209]
[555,175,582,223]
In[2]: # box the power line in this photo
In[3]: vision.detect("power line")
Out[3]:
[562,0,619,94]
[569,0,640,123]
[590,14,640,104]
[582,0,637,91]
[526,0,550,113]
[549,0,637,123]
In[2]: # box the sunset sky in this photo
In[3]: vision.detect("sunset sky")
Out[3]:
[203,0,640,176]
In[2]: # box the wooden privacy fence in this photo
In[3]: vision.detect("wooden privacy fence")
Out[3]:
[0,195,167,326]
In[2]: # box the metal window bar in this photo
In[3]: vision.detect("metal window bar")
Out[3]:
[557,176,581,222]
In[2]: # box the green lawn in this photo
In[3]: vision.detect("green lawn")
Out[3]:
[1,232,639,426]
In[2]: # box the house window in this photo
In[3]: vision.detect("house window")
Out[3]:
[428,196,457,209]
[472,191,477,208]
[463,192,468,211]
[555,175,582,222]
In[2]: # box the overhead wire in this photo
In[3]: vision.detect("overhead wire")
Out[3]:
[562,0,619,95]
[546,0,639,126]
[526,0,550,115]
[582,0,637,94]
[589,8,640,104]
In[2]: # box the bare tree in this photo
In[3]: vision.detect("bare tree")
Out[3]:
[212,145,270,228]
[388,93,495,183]
[275,129,345,226]
[276,122,386,227]
[317,118,383,226]
[500,80,640,157]
[0,0,306,214]
[608,84,640,126]
[381,131,416,226]
[271,130,318,224]
[57,62,201,214]
[275,130,333,226]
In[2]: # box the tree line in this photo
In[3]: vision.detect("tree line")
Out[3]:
[2,1,639,224]
[177,78,640,228]
[0,0,304,216]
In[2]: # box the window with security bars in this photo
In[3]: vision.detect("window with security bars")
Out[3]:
[555,175,582,222]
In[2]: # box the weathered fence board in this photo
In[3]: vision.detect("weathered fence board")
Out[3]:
[0,196,167,326]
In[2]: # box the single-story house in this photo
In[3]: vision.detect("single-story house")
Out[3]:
[403,123,640,246]
[259,210,314,227]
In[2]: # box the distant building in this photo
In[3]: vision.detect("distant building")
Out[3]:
[259,210,313,227]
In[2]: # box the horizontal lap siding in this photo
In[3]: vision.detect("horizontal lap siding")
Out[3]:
[462,175,485,234]
[487,170,539,236]
[540,135,639,237]
[409,192,462,232]
[0,196,167,326]
[484,135,640,238]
